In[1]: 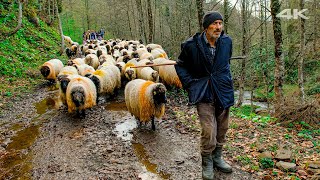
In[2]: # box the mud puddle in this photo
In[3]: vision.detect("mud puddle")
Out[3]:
[0,95,59,179]
[111,101,171,179]
[133,142,171,179]
[114,118,137,141]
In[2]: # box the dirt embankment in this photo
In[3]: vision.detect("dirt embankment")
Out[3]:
[0,83,255,180]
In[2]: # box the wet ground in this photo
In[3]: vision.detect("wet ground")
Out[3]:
[0,83,256,180]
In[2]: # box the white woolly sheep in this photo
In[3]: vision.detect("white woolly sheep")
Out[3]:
[139,67,159,82]
[146,43,163,50]
[151,57,166,72]
[67,58,85,66]
[135,59,152,77]
[58,74,80,107]
[158,60,182,89]
[64,36,73,48]
[85,49,97,56]
[139,52,154,61]
[66,75,97,118]
[116,62,126,79]
[87,65,121,103]
[74,64,95,76]
[40,59,64,83]
[57,66,79,81]
[136,48,148,57]
[124,59,138,81]
[151,48,168,59]
[99,54,116,66]
[84,54,99,70]
[125,79,167,130]
[57,66,79,105]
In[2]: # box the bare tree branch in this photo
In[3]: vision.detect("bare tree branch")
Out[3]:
[1,1,24,37]
[210,0,223,10]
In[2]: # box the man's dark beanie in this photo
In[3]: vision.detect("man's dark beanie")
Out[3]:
[202,11,223,29]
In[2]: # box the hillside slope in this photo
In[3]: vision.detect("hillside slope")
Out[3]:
[0,15,67,105]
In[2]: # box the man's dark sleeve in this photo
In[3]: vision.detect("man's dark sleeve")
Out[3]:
[175,42,195,89]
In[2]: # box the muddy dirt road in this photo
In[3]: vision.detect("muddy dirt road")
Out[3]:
[0,83,255,179]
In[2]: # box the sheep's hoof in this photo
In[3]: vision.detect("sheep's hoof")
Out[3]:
[80,110,85,119]
[137,120,142,128]
[151,118,156,131]
[77,110,85,119]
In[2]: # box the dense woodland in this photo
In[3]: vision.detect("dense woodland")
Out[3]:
[0,0,319,124]
[0,1,319,179]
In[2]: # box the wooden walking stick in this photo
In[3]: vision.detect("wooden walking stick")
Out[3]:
[130,56,247,68]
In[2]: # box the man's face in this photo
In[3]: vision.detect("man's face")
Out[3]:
[206,20,223,40]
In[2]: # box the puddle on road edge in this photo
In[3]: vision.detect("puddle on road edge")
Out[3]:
[1,96,58,179]
[34,96,61,115]
[105,101,127,111]
[1,124,40,179]
[114,118,171,179]
[114,117,137,141]
[133,143,171,179]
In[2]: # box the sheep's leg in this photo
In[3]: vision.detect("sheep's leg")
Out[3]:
[96,94,100,104]
[75,109,80,118]
[151,116,156,131]
[79,109,85,119]
[137,119,142,128]
[48,79,55,85]
[113,88,119,97]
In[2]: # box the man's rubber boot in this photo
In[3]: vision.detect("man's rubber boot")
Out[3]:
[212,147,232,173]
[202,154,214,180]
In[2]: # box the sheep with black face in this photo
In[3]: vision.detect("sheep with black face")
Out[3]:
[40,59,64,83]
[125,79,167,130]
[66,75,97,118]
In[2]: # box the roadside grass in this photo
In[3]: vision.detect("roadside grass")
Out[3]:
[168,92,319,179]
[0,18,67,107]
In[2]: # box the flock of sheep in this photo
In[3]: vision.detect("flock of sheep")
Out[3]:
[39,36,182,130]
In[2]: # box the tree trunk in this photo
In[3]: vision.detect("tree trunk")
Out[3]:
[196,0,204,32]
[271,0,285,115]
[223,0,229,34]
[131,0,138,39]
[147,0,153,43]
[314,0,318,53]
[127,7,133,39]
[236,0,247,107]
[188,1,192,36]
[298,0,305,104]
[153,0,156,42]
[85,0,89,30]
[48,0,51,24]
[4,0,23,36]
[159,7,163,44]
[55,0,64,55]
[135,0,145,43]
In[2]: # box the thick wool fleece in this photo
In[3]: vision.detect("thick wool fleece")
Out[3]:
[158,60,182,88]
[41,59,64,80]
[66,76,97,113]
[125,79,165,122]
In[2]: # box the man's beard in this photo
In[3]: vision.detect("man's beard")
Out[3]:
[209,31,221,39]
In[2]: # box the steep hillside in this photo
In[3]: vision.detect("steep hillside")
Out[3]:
[0,16,67,104]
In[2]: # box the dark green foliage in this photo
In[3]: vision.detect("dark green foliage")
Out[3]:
[259,157,274,169]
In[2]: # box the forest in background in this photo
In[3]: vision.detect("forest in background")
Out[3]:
[0,1,319,179]
[0,0,319,126]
